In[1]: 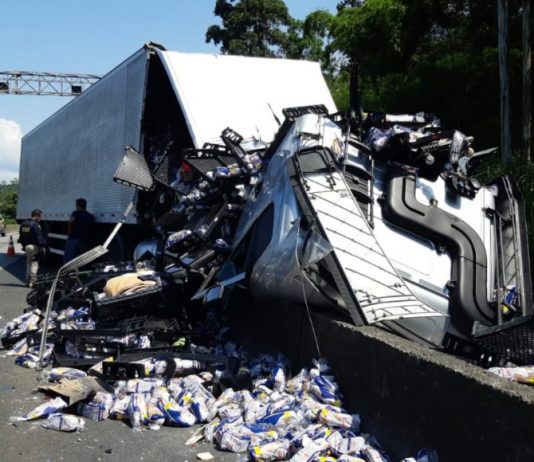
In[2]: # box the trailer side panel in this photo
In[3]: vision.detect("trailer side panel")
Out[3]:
[17,48,148,224]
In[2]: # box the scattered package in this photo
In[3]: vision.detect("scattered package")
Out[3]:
[42,412,85,432]
[10,397,68,422]
[5,339,435,461]
[488,365,534,384]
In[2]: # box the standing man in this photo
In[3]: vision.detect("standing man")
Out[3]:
[64,198,95,263]
[19,209,47,287]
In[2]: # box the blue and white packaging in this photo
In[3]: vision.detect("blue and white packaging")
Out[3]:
[110,395,131,420]
[42,413,85,432]
[78,392,113,422]
[11,397,68,421]
[218,427,252,453]
[129,393,148,430]
[327,430,366,456]
[6,337,28,356]
[272,366,286,392]
[337,456,366,462]
[289,437,328,462]
[362,447,391,462]
[126,378,163,394]
[249,439,291,461]
[158,399,196,427]
[48,367,87,381]
[257,410,300,428]
[146,397,165,429]
[191,395,211,423]
[317,407,360,432]
[218,403,243,421]
[310,375,341,406]
[204,417,221,443]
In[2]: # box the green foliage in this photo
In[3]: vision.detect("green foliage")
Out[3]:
[332,0,406,75]
[206,0,292,57]
[326,70,350,112]
[207,0,525,152]
[329,0,525,150]
[284,9,334,69]
[0,178,18,219]
[207,0,339,71]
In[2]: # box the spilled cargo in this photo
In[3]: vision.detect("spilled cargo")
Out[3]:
[5,41,534,462]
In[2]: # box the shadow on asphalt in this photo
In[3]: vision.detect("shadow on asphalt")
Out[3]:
[0,256,26,282]
[0,255,56,284]
[0,282,27,288]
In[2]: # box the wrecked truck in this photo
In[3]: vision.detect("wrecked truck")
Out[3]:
[220,108,533,363]
[17,42,335,259]
[17,43,534,364]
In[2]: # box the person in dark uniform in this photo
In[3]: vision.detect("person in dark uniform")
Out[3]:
[19,209,47,287]
[64,198,96,263]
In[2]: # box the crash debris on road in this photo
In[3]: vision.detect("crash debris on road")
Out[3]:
[3,87,534,461]
[3,305,436,462]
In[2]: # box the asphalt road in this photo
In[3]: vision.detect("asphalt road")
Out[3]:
[0,233,241,462]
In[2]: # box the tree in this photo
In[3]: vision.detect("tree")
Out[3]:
[336,0,365,11]
[206,0,292,57]
[328,0,525,151]
[0,179,19,219]
[331,0,406,76]
[284,10,335,70]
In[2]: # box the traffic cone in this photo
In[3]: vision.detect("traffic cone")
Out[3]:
[7,236,16,257]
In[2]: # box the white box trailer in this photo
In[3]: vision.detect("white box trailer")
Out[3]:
[17,43,336,258]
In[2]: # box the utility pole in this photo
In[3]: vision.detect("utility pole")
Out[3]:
[498,0,512,163]
[522,0,532,163]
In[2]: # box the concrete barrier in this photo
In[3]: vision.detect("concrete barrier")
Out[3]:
[228,298,534,461]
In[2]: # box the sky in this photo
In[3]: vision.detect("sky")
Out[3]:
[0,0,339,182]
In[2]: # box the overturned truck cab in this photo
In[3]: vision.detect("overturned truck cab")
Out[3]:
[221,107,533,365]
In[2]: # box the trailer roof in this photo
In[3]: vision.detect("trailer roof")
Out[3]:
[158,50,337,148]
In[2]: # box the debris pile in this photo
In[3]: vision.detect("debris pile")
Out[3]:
[5,333,436,462]
[1,253,436,461]
[6,103,531,461]
[139,126,266,304]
